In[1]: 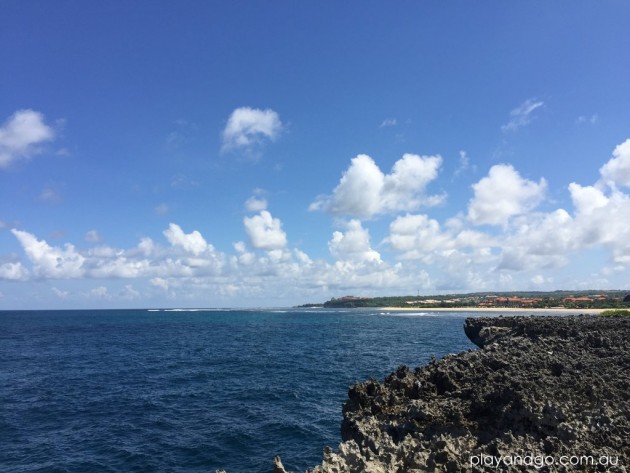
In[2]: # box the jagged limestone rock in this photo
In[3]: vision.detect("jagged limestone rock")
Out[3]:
[288,315,630,473]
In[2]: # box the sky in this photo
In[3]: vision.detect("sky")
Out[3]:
[1,1,630,309]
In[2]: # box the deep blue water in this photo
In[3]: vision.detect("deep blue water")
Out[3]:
[0,308,484,472]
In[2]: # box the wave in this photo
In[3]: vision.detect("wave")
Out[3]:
[380,311,431,317]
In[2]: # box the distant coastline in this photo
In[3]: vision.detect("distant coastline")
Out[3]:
[376,306,606,314]
[301,290,630,311]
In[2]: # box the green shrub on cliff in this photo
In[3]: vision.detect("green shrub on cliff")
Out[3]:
[601,309,630,317]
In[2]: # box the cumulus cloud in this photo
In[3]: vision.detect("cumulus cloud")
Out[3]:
[0,109,56,168]
[163,223,209,256]
[571,190,630,264]
[569,183,608,215]
[243,210,287,250]
[497,210,575,271]
[328,220,381,263]
[386,215,462,259]
[7,137,630,304]
[310,153,443,218]
[150,277,169,290]
[494,138,630,272]
[385,213,497,274]
[12,229,85,278]
[387,214,448,255]
[599,138,630,188]
[0,261,29,280]
[467,164,547,226]
[501,99,544,132]
[8,224,228,283]
[221,107,283,152]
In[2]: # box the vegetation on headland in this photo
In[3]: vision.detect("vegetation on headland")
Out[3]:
[299,290,630,310]
[601,309,630,317]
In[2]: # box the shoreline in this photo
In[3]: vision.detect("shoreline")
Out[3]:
[375,306,606,314]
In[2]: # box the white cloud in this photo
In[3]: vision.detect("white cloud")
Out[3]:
[9,224,228,283]
[85,230,101,242]
[163,223,210,256]
[39,186,63,203]
[468,164,547,226]
[12,229,85,278]
[0,109,56,168]
[576,114,598,125]
[387,214,449,255]
[501,99,544,132]
[310,154,382,217]
[52,287,69,299]
[385,214,497,277]
[599,138,630,188]
[497,209,575,271]
[221,107,283,152]
[120,284,140,300]
[170,174,198,189]
[572,190,630,263]
[150,277,169,290]
[494,138,630,271]
[328,220,381,264]
[244,195,268,212]
[380,118,397,128]
[90,286,110,298]
[531,274,552,285]
[6,137,630,305]
[243,210,287,250]
[310,153,443,218]
[0,261,29,280]
[569,183,608,215]
[453,150,474,179]
[137,238,155,257]
[233,241,256,265]
[155,203,171,215]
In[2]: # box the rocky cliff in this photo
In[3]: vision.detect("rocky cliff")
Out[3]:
[277,315,630,472]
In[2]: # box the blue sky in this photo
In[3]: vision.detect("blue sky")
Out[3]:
[1,1,630,309]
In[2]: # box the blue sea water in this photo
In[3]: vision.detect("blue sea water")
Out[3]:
[0,308,485,472]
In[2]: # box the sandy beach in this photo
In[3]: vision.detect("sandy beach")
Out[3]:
[377,306,606,314]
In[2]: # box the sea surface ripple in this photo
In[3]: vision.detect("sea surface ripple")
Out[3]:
[0,308,482,472]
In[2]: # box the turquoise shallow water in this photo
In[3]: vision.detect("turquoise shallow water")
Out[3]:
[0,308,481,472]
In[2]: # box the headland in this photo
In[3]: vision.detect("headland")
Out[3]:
[273,313,630,472]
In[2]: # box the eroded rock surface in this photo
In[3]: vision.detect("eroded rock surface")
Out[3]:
[279,315,630,472]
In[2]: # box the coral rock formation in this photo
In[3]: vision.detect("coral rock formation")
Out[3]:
[279,315,630,472]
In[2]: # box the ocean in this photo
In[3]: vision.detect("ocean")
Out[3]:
[0,308,483,472]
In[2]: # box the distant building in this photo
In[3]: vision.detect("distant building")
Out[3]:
[564,297,592,303]
[493,297,542,307]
